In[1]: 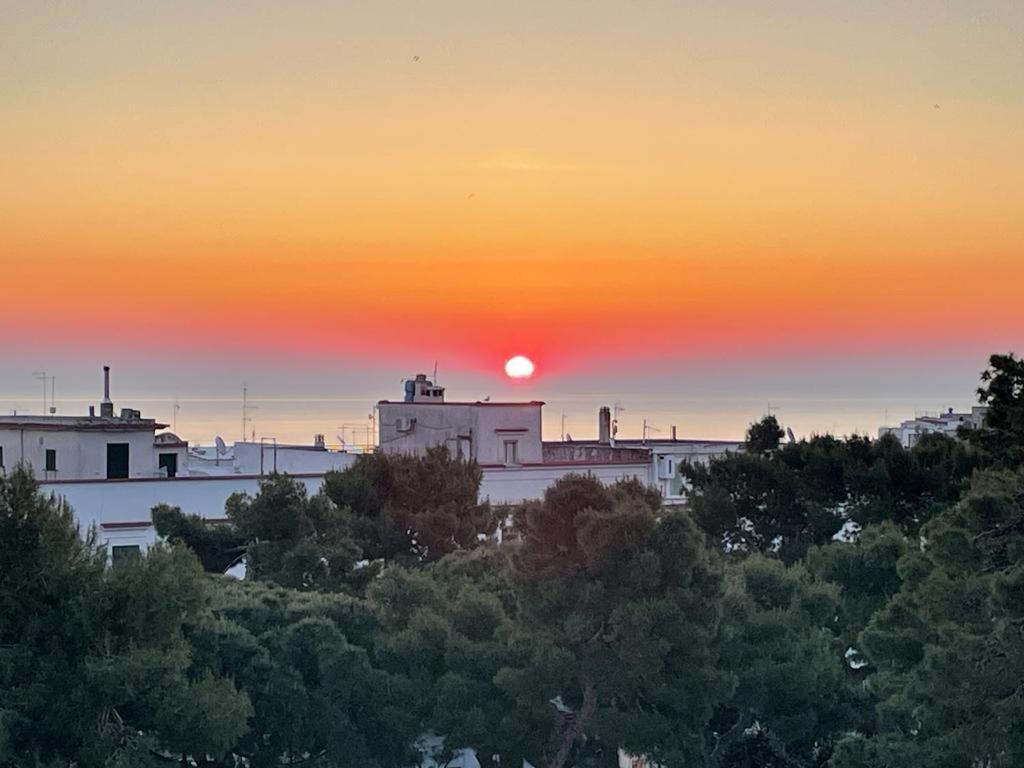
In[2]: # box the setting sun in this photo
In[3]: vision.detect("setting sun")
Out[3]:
[504,355,535,379]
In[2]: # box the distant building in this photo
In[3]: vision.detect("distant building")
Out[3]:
[377,375,733,505]
[878,406,987,448]
[378,374,544,465]
[552,407,743,503]
[24,369,741,559]
[0,366,186,481]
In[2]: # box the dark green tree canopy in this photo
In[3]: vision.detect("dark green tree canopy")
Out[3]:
[0,466,251,765]
[323,446,495,565]
[746,415,785,453]
[964,352,1024,467]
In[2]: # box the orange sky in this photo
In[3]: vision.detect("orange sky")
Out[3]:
[2,1,1022,378]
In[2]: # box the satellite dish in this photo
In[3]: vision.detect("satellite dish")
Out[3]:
[215,436,228,455]
[786,427,797,444]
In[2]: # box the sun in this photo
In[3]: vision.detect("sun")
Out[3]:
[504,355,535,379]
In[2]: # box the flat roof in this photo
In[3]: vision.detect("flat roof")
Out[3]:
[378,400,545,407]
[555,438,743,447]
[0,415,168,432]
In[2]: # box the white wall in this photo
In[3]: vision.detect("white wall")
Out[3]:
[40,474,328,552]
[378,403,543,464]
[42,457,654,555]
[232,443,357,475]
[475,406,543,465]
[0,429,160,481]
[479,463,649,505]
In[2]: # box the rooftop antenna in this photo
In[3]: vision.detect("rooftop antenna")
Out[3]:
[49,376,55,415]
[32,371,49,415]
[642,419,661,442]
[172,399,180,433]
[241,383,258,442]
[613,402,625,439]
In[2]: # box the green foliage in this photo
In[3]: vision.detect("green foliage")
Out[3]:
[965,352,1024,467]
[152,502,246,572]
[682,432,976,562]
[189,577,414,768]
[511,475,730,768]
[0,466,251,765]
[747,415,784,453]
[850,469,1024,767]
[227,474,368,592]
[367,551,551,768]
[708,557,851,768]
[323,446,495,564]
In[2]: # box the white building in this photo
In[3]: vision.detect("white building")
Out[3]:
[379,374,544,465]
[549,407,743,503]
[878,406,987,448]
[379,375,665,505]
[25,370,739,558]
[188,440,357,477]
[0,367,187,481]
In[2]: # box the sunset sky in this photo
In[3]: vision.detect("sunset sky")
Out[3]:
[1,1,1021,442]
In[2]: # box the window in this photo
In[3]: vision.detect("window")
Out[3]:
[503,440,519,465]
[158,452,178,478]
[45,449,57,472]
[111,544,141,566]
[106,443,130,479]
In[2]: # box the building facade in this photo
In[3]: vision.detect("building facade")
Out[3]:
[878,406,987,447]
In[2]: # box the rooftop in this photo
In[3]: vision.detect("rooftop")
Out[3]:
[0,415,168,432]
[378,400,545,407]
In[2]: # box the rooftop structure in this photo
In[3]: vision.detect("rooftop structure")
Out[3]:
[0,366,185,480]
[878,406,987,448]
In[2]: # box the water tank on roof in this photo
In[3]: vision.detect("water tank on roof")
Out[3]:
[404,380,416,402]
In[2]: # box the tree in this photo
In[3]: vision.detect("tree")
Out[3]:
[508,475,730,768]
[965,352,1024,467]
[367,548,552,768]
[226,474,367,592]
[152,502,246,573]
[155,474,371,593]
[0,466,251,765]
[682,433,975,562]
[747,416,784,453]
[323,446,495,565]
[707,556,851,768]
[189,577,416,768]
[845,469,1024,767]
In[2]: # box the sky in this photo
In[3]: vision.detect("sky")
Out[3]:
[1,1,1021,444]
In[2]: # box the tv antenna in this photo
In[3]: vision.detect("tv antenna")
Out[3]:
[613,402,626,439]
[32,371,54,415]
[241,383,258,441]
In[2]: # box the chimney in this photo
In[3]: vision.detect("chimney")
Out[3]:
[598,406,611,445]
[100,365,114,417]
[671,425,677,441]
[89,405,95,418]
